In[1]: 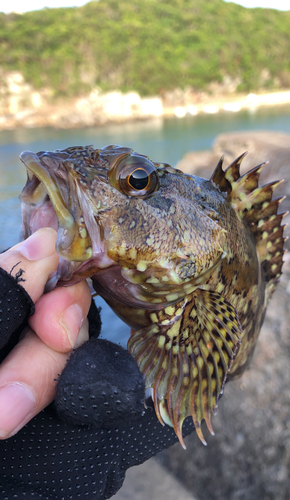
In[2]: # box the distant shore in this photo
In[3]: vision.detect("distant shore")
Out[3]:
[1,75,290,131]
[166,90,290,118]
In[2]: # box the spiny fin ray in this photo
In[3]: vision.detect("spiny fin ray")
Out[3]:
[211,153,285,296]
[128,289,242,446]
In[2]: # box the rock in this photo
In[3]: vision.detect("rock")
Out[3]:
[157,131,290,500]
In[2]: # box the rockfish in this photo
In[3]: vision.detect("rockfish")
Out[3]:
[19,145,285,447]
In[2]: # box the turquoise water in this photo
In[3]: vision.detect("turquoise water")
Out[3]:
[1,104,290,343]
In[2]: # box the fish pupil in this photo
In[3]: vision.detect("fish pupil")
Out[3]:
[129,168,149,190]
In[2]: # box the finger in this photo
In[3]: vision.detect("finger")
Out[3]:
[29,280,92,353]
[0,228,58,303]
[0,320,89,439]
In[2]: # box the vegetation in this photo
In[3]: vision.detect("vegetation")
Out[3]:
[0,0,290,97]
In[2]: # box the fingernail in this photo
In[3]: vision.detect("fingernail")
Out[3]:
[59,304,84,348]
[0,383,36,438]
[17,228,57,261]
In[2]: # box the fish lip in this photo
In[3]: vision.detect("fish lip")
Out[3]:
[19,150,114,288]
[19,151,74,236]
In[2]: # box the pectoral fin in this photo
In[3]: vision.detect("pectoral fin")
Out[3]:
[128,289,242,447]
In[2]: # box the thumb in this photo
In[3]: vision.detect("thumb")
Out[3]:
[0,228,58,303]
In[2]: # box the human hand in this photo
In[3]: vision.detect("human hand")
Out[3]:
[0,227,195,500]
[0,228,91,439]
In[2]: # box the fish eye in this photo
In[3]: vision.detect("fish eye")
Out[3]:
[128,168,150,190]
[115,155,159,198]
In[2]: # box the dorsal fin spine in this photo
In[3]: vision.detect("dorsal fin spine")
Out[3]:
[224,151,248,183]
[210,153,285,296]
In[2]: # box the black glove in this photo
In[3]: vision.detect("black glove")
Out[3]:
[0,267,195,500]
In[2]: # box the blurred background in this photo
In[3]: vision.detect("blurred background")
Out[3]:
[0,1,290,499]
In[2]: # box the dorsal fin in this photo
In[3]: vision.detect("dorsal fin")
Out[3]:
[211,154,286,297]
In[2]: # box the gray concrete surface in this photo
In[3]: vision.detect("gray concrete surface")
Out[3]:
[111,457,197,500]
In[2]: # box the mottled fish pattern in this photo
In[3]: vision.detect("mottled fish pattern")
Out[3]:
[19,145,286,447]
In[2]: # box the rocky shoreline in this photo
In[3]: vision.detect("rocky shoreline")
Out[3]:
[1,71,290,131]
[156,131,290,500]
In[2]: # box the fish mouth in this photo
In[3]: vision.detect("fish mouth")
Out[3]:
[19,150,115,290]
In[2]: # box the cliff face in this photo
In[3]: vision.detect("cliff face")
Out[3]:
[2,71,290,131]
[156,132,290,500]
[0,71,164,129]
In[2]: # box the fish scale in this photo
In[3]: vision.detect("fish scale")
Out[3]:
[19,145,286,448]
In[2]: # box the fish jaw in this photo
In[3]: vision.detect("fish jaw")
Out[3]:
[19,150,115,287]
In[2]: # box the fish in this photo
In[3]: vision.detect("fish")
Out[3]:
[19,144,286,447]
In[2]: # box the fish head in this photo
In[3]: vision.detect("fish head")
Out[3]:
[19,144,226,304]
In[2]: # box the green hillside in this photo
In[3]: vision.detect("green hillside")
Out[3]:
[0,0,290,97]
